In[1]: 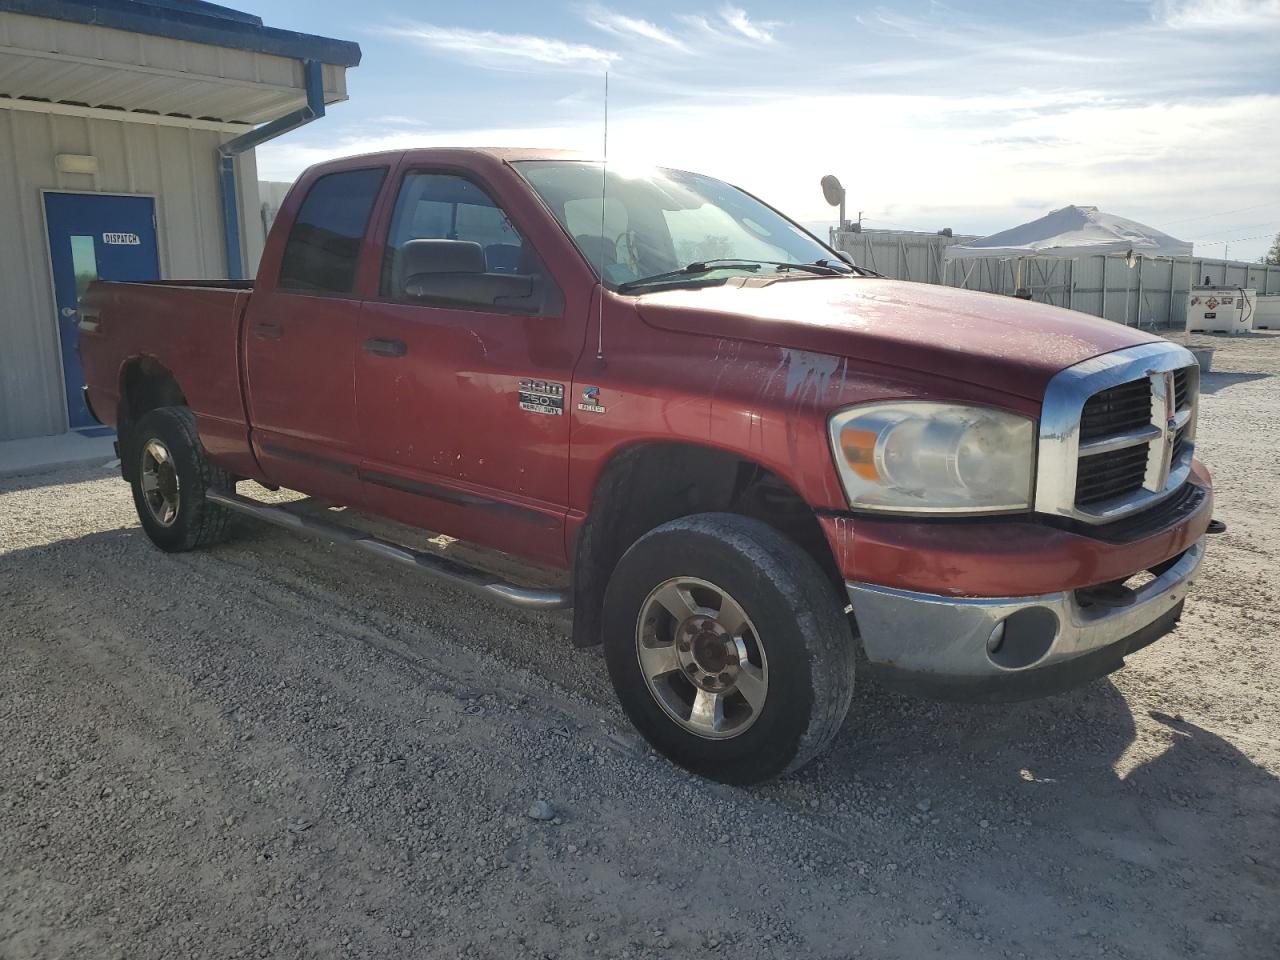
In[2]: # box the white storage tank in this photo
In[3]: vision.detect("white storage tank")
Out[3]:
[1186,286,1253,334]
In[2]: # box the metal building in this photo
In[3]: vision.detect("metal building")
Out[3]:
[832,228,1280,331]
[0,0,359,441]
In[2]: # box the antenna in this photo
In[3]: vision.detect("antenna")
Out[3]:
[596,71,609,365]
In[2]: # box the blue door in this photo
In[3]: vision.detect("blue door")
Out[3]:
[44,192,160,430]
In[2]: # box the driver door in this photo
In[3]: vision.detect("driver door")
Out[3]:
[354,166,584,566]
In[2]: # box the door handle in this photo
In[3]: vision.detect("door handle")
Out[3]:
[362,337,407,358]
[252,321,283,340]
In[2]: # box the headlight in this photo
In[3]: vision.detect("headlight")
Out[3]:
[828,402,1035,513]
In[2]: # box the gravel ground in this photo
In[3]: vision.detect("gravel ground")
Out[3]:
[1,333,1277,960]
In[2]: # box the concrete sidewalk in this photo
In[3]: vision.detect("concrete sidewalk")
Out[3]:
[0,431,117,480]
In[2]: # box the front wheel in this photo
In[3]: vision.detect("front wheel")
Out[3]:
[603,513,855,784]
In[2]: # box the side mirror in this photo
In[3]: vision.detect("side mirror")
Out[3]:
[404,271,535,310]
[820,174,845,208]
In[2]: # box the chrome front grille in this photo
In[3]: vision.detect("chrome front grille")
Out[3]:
[1173,368,1190,409]
[1036,343,1200,525]
[1075,378,1155,506]
[1079,378,1154,441]
[1075,441,1150,506]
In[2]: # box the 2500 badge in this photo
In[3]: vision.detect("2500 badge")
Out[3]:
[518,379,565,416]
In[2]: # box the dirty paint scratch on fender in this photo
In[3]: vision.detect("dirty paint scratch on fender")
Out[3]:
[773,349,848,405]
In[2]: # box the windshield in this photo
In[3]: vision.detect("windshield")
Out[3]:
[513,161,848,292]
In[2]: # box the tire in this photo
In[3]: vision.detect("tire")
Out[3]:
[127,406,232,552]
[603,513,855,784]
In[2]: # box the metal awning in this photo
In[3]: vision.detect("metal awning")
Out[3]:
[0,46,348,124]
[0,0,357,124]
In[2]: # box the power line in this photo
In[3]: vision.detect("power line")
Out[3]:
[1191,220,1280,242]
[1197,232,1276,245]
[1160,200,1280,229]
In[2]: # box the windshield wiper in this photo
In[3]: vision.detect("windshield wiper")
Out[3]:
[753,260,849,277]
[616,260,765,293]
[616,258,849,293]
[700,258,854,277]
[816,257,879,278]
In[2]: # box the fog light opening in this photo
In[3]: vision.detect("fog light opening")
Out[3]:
[987,622,1006,655]
[986,607,1060,670]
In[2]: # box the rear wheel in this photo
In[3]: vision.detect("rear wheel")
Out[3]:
[603,513,855,784]
[127,406,232,552]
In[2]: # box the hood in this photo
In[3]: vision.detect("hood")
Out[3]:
[634,277,1161,400]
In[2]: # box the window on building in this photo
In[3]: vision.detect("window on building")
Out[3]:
[381,172,562,316]
[278,167,387,294]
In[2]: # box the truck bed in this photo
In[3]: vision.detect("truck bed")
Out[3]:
[79,279,257,477]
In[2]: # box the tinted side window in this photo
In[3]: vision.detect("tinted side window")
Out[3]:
[381,172,562,316]
[278,167,387,294]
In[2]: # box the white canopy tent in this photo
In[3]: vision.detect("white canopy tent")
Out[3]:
[943,205,1192,261]
[942,205,1193,326]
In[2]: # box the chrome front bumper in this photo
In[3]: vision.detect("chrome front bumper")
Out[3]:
[846,537,1206,701]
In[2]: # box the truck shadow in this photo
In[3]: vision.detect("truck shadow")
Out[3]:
[1198,371,1271,395]
[832,669,1278,819]
[808,671,1279,940]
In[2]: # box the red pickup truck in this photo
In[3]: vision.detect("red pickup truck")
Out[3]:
[79,148,1215,783]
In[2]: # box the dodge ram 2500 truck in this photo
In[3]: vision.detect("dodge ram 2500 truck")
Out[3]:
[79,148,1216,784]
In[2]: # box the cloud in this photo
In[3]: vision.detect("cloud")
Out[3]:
[584,6,688,50]
[678,6,782,45]
[979,135,1071,148]
[385,23,617,72]
[870,11,1109,66]
[1153,0,1280,29]
[584,4,779,54]
[719,5,780,43]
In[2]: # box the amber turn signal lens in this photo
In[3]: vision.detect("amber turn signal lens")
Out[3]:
[840,427,880,481]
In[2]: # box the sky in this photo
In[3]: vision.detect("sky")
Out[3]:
[247,0,1280,261]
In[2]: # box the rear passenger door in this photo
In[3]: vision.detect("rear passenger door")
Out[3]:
[355,168,579,567]
[244,166,387,502]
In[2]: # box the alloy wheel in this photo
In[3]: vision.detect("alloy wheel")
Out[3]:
[635,576,769,739]
[139,438,181,527]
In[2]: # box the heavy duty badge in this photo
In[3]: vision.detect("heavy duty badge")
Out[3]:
[577,386,606,414]
[518,378,565,416]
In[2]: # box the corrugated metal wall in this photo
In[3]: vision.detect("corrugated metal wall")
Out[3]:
[944,252,1280,328]
[833,228,1280,330]
[0,107,261,440]
[832,230,974,286]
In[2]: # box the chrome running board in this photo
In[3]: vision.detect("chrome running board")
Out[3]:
[206,489,572,611]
